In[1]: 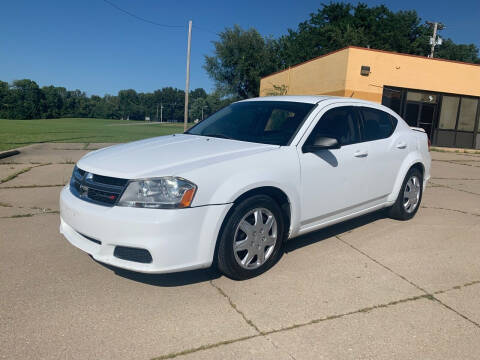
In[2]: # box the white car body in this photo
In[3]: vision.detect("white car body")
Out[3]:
[60,96,431,273]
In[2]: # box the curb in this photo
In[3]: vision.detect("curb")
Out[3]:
[0,150,20,160]
[430,147,480,155]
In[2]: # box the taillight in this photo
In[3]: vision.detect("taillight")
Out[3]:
[428,138,431,151]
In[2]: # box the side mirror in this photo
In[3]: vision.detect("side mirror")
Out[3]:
[303,135,340,153]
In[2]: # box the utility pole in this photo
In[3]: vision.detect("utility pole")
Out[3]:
[160,103,163,123]
[426,21,444,58]
[184,20,192,132]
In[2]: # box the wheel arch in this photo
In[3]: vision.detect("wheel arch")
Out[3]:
[410,162,425,177]
[211,186,293,268]
[388,155,426,203]
[232,186,292,234]
[213,185,292,263]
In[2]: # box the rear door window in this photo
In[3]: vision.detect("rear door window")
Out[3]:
[360,107,397,141]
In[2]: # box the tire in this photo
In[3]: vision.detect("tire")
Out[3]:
[217,195,286,280]
[388,167,423,220]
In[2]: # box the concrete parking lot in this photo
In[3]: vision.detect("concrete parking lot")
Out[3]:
[1,143,479,360]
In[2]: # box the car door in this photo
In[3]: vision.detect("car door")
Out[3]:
[297,104,372,231]
[358,106,409,201]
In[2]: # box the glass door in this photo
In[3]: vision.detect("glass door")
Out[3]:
[402,91,438,139]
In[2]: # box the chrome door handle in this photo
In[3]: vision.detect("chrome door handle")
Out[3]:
[354,150,368,158]
[396,142,407,149]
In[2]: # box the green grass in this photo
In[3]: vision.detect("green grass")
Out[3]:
[0,118,187,152]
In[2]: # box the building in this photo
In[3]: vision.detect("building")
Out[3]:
[260,46,480,149]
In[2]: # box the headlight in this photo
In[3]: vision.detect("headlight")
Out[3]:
[118,177,197,209]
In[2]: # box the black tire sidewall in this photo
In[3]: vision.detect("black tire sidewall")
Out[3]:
[217,195,285,280]
[395,168,423,220]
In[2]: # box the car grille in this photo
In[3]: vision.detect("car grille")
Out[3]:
[70,166,129,207]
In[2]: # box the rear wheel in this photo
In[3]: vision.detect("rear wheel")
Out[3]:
[217,195,285,280]
[388,167,423,220]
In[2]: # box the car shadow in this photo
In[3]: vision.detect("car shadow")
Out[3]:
[96,261,221,287]
[285,208,388,253]
[97,209,388,287]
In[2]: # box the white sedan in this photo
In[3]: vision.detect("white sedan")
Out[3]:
[60,96,431,280]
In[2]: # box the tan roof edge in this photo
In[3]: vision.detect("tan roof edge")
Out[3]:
[261,45,480,80]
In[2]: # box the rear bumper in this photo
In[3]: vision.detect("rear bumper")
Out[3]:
[59,185,232,273]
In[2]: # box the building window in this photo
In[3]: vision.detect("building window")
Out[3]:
[457,97,478,132]
[406,91,437,104]
[438,96,460,130]
[382,87,402,115]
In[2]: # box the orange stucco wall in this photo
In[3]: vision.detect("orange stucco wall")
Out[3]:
[259,47,480,103]
[259,48,350,97]
[345,47,480,103]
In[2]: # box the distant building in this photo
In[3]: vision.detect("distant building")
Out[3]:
[260,46,480,149]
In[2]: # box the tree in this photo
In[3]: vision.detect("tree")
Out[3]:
[190,97,207,121]
[434,40,480,63]
[0,81,10,118]
[204,3,479,96]
[8,79,45,119]
[204,25,280,99]
[41,86,65,118]
[277,3,479,66]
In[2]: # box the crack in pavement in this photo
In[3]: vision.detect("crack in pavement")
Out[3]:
[150,293,439,360]
[154,265,480,359]
[0,210,59,219]
[209,280,262,334]
[433,280,480,295]
[335,235,480,329]
[432,159,480,168]
[0,163,52,184]
[431,177,480,180]
[428,180,480,196]
[0,184,65,189]
[208,281,298,360]
[421,205,480,217]
[0,163,49,184]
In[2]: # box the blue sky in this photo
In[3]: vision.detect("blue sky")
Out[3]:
[1,0,478,95]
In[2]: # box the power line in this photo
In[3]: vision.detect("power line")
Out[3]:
[102,0,185,29]
[193,25,220,36]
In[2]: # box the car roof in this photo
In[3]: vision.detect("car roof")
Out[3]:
[239,95,381,106]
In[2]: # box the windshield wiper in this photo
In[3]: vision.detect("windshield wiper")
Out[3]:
[202,133,233,140]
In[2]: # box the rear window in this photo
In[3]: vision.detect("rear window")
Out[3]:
[360,107,397,141]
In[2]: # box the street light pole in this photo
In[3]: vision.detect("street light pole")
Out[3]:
[183,20,192,131]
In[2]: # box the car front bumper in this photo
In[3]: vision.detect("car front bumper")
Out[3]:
[59,186,232,273]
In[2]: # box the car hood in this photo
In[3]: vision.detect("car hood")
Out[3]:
[76,134,278,179]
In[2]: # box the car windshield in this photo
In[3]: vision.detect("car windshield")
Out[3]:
[186,101,315,146]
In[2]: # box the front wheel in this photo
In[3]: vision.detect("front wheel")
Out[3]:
[388,168,423,220]
[216,195,286,280]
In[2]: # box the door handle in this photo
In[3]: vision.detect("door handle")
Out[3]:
[354,150,368,158]
[396,142,407,149]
